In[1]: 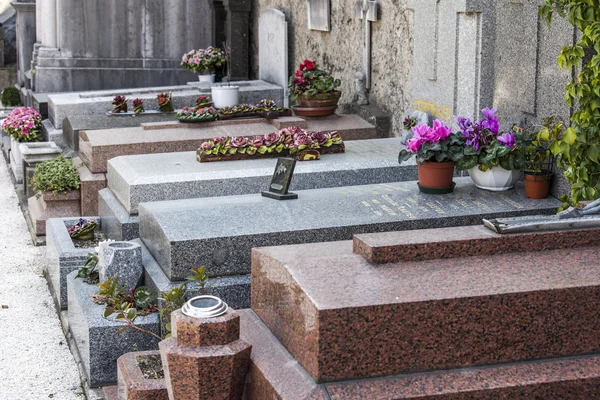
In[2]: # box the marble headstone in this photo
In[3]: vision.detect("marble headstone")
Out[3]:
[308,0,331,31]
[259,9,289,107]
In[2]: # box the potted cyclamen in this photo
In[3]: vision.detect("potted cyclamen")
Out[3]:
[288,59,342,117]
[398,120,463,194]
[2,107,43,182]
[181,46,226,83]
[457,107,522,191]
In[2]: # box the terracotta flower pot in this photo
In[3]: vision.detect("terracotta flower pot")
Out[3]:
[417,161,455,194]
[296,91,342,107]
[524,172,552,199]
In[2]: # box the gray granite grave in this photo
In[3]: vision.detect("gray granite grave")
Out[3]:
[98,241,143,292]
[98,188,139,241]
[67,271,160,387]
[139,178,562,282]
[108,138,417,214]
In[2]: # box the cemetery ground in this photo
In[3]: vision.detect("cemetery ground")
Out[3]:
[0,157,82,400]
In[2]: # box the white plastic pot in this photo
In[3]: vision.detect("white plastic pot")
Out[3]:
[198,74,216,83]
[211,85,240,109]
[468,166,521,191]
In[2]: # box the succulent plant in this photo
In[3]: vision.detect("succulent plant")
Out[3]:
[68,218,98,240]
[31,155,80,197]
[156,92,174,112]
[177,106,218,122]
[112,96,128,113]
[132,98,145,115]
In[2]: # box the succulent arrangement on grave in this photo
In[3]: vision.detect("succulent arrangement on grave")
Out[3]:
[156,92,174,113]
[31,155,81,197]
[197,126,344,162]
[217,99,292,120]
[68,218,98,240]
[112,96,128,113]
[195,95,213,109]
[177,106,219,123]
[398,119,464,194]
[133,98,145,115]
[456,107,523,191]
[1,107,42,142]
[288,59,342,117]
[181,46,226,83]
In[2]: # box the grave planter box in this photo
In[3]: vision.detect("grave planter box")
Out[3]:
[46,217,102,311]
[67,271,160,388]
[117,351,168,400]
[217,109,293,120]
[196,143,345,163]
[28,190,82,235]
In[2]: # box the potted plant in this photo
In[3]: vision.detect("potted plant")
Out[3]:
[456,107,523,191]
[288,59,342,117]
[398,119,463,194]
[156,92,174,113]
[132,98,144,115]
[28,155,82,235]
[112,96,128,113]
[2,107,43,181]
[181,46,226,83]
[211,42,239,109]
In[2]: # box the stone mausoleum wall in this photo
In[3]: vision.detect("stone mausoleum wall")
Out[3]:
[34,0,212,92]
[250,0,575,140]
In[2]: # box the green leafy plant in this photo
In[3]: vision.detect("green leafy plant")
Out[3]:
[96,277,124,300]
[288,60,341,99]
[1,86,21,106]
[158,283,187,338]
[75,253,99,284]
[31,155,80,197]
[539,1,600,206]
[134,287,157,310]
[187,266,212,295]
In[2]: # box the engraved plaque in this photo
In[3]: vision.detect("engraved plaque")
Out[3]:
[308,0,331,32]
[261,158,298,200]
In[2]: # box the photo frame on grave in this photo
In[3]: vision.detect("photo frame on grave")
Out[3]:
[261,158,298,200]
[308,0,331,32]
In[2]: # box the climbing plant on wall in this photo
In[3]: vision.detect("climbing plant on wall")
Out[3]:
[539,1,600,207]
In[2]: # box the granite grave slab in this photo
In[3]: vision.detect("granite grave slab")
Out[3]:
[138,178,561,281]
[98,188,139,241]
[108,138,415,214]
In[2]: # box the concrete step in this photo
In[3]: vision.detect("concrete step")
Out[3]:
[251,238,600,383]
[240,309,600,400]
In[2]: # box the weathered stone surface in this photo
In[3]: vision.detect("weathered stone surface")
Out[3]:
[67,271,160,387]
[138,178,561,281]
[99,241,143,293]
[259,9,288,107]
[46,217,97,310]
[107,138,416,214]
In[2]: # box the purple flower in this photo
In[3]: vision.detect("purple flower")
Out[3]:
[431,119,452,142]
[253,136,264,147]
[457,116,472,132]
[230,136,248,148]
[200,141,214,150]
[481,107,497,120]
[294,133,313,146]
[310,131,329,145]
[263,132,282,146]
[405,136,423,153]
[497,132,516,148]
[213,136,227,144]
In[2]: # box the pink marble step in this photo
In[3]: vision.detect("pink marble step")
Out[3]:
[354,225,600,264]
[240,309,600,400]
[252,241,600,383]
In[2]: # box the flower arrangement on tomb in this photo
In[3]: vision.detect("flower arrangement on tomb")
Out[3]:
[181,47,226,74]
[288,59,342,117]
[112,96,128,113]
[195,95,213,108]
[68,218,98,240]
[196,126,344,162]
[456,108,522,172]
[156,92,174,113]
[218,99,291,118]
[31,155,81,197]
[132,98,145,115]
[2,107,42,142]
[177,106,218,123]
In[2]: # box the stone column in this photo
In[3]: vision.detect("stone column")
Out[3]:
[222,0,250,81]
[40,0,57,48]
[12,1,37,88]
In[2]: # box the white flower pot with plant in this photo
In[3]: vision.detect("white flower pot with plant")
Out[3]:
[181,47,225,83]
[456,107,522,191]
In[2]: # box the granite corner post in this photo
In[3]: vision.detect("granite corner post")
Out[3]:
[220,0,251,81]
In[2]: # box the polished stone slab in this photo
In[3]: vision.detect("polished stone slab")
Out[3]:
[108,138,415,214]
[239,309,600,399]
[138,178,561,281]
[98,188,139,241]
[354,225,600,264]
[252,240,600,382]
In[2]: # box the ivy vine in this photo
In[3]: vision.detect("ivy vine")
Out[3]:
[539,1,600,206]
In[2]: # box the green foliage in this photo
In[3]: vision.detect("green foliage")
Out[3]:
[456,140,523,172]
[1,86,21,106]
[31,155,80,197]
[539,1,600,206]
[522,118,557,174]
[187,266,211,295]
[75,253,99,284]
[158,283,187,338]
[97,277,124,299]
[134,287,157,310]
[399,134,465,165]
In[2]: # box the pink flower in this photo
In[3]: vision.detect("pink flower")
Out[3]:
[294,133,313,146]
[405,136,423,153]
[310,131,329,145]
[230,136,248,148]
[263,132,282,146]
[253,136,264,147]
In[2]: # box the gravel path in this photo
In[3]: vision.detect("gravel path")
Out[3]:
[0,158,83,399]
